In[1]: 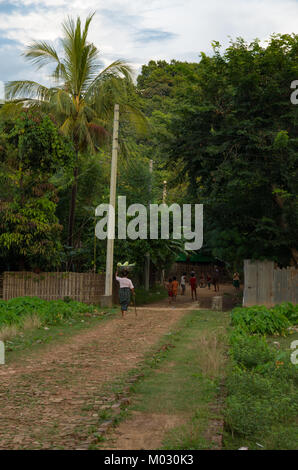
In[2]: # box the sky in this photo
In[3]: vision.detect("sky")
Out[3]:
[0,0,298,98]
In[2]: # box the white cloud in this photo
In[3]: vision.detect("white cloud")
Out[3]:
[0,0,298,82]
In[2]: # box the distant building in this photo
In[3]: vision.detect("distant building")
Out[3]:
[170,253,227,280]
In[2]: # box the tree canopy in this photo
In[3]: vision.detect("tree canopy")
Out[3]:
[1,25,297,277]
[137,36,298,268]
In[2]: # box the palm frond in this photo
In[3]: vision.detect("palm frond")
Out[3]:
[50,88,74,116]
[4,13,146,157]
[61,13,99,97]
[60,116,74,136]
[121,103,149,136]
[85,60,134,103]
[82,12,96,43]
[87,121,109,147]
[5,80,51,101]
[24,41,61,69]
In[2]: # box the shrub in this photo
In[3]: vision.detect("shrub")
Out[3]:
[230,334,274,369]
[273,302,298,325]
[226,305,298,446]
[0,296,96,328]
[231,304,292,335]
[225,368,298,438]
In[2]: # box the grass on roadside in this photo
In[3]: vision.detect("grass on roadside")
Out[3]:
[0,296,118,359]
[224,303,298,450]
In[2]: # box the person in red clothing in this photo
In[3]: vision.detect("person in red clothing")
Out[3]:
[165,278,173,304]
[189,272,197,301]
[172,276,179,301]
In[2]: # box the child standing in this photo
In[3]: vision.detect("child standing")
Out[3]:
[233,272,240,289]
[189,272,197,301]
[172,276,179,301]
[180,272,187,295]
[199,273,205,288]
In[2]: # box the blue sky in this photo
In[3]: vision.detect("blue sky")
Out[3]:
[0,0,298,98]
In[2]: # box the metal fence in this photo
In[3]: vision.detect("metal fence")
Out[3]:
[243,260,297,307]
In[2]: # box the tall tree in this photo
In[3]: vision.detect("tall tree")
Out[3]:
[165,36,298,267]
[0,111,72,270]
[5,13,144,247]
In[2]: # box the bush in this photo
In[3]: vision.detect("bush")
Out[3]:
[225,306,298,446]
[0,296,96,328]
[273,302,298,325]
[225,368,298,438]
[230,334,274,369]
[231,304,294,335]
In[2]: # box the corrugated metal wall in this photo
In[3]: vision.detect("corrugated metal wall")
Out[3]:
[243,260,297,307]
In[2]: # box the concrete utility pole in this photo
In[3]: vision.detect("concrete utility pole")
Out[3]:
[160,180,168,284]
[163,180,167,203]
[101,104,119,307]
[145,159,153,291]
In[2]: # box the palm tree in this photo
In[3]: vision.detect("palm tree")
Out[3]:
[5,13,145,247]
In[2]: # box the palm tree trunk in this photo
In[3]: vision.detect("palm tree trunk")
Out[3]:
[68,165,78,247]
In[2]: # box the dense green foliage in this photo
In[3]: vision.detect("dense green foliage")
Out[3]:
[0,296,96,327]
[138,37,298,268]
[225,362,298,448]
[1,24,298,277]
[225,304,298,449]
[0,111,73,269]
[230,334,275,368]
[231,303,298,335]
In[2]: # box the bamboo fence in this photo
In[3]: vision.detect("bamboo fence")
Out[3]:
[2,272,105,304]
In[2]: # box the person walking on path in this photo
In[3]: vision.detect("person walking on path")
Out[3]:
[165,278,174,305]
[199,273,206,288]
[172,276,179,301]
[233,272,240,290]
[212,267,220,292]
[206,273,212,290]
[180,272,187,295]
[115,270,135,318]
[189,272,197,301]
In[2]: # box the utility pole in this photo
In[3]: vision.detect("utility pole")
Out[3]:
[163,180,167,203]
[161,179,167,284]
[145,159,153,291]
[101,104,119,307]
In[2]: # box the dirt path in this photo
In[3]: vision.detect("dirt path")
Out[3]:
[105,412,185,450]
[0,285,235,449]
[0,292,199,450]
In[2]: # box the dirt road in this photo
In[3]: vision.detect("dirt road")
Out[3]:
[0,293,196,449]
[0,285,235,449]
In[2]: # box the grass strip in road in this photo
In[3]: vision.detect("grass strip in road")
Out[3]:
[102,309,230,450]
